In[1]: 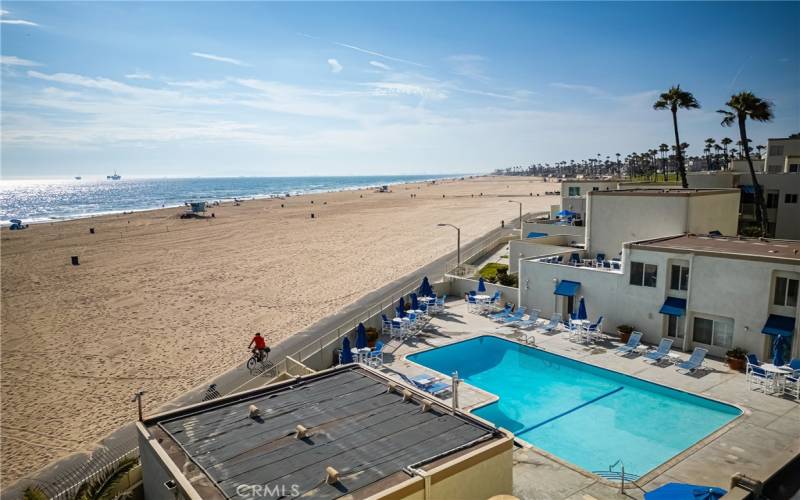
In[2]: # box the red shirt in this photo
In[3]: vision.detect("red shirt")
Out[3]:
[252,335,266,349]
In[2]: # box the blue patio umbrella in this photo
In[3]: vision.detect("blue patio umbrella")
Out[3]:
[577,297,588,321]
[340,337,353,364]
[477,277,487,293]
[355,323,367,349]
[410,293,419,310]
[644,483,726,500]
[772,334,786,366]
[396,297,406,318]
[556,209,576,217]
[419,276,432,297]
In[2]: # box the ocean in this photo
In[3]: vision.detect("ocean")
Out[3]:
[0,175,457,224]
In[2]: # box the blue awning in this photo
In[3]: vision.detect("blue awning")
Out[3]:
[554,280,580,297]
[740,185,755,194]
[527,232,547,238]
[762,314,795,337]
[659,297,687,316]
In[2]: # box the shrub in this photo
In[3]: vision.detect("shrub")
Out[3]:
[478,263,509,282]
[726,347,747,359]
[617,325,634,334]
[497,272,518,287]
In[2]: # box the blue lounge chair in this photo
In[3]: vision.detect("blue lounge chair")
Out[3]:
[676,347,708,373]
[539,314,561,333]
[643,338,674,363]
[496,306,526,323]
[489,304,513,321]
[614,332,642,356]
[400,374,451,396]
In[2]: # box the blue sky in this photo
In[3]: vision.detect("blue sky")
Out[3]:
[1,1,798,178]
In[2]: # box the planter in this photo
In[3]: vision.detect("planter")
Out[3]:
[726,356,746,372]
[617,329,632,344]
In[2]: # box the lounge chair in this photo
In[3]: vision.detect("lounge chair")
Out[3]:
[539,314,561,333]
[676,347,708,374]
[495,306,525,323]
[614,332,642,356]
[643,338,673,363]
[400,374,450,397]
[489,304,513,321]
[511,310,541,329]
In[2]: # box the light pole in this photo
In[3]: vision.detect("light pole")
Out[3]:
[131,389,146,421]
[437,223,461,265]
[509,200,522,239]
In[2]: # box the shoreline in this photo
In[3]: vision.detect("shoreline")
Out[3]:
[0,174,475,226]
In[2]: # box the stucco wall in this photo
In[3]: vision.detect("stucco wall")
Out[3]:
[521,220,584,240]
[760,173,800,240]
[426,440,513,500]
[508,236,579,273]
[686,191,740,235]
[687,172,740,189]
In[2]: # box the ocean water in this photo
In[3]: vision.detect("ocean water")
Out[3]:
[408,336,740,478]
[0,175,454,224]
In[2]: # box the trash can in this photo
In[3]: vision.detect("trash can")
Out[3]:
[71,256,80,266]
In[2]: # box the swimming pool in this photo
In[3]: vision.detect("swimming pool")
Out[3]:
[407,336,741,478]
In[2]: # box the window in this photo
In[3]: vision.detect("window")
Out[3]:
[790,164,799,173]
[693,316,734,348]
[766,191,779,209]
[767,165,782,174]
[667,315,683,339]
[774,277,799,307]
[630,262,657,287]
[670,265,689,291]
[568,186,581,196]
[785,194,798,204]
[769,145,784,156]
[592,187,599,191]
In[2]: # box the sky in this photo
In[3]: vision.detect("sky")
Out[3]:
[1,1,798,178]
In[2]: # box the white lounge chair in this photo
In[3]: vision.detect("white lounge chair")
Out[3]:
[539,314,561,334]
[511,310,541,329]
[643,338,674,363]
[676,347,708,374]
[614,332,642,356]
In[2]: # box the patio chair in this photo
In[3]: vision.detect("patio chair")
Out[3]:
[569,253,580,265]
[512,309,541,329]
[746,353,771,391]
[368,342,385,367]
[676,347,708,374]
[467,294,479,313]
[596,253,606,265]
[381,314,393,335]
[784,369,799,399]
[400,374,451,397]
[539,314,561,334]
[390,320,406,341]
[643,338,674,363]
[496,307,526,323]
[614,332,642,356]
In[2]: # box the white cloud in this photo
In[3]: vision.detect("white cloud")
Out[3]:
[124,72,152,80]
[369,61,391,71]
[369,82,447,100]
[549,82,605,96]
[191,52,249,67]
[327,58,343,73]
[166,79,226,89]
[1,55,41,67]
[1,19,39,26]
[334,42,426,68]
[446,54,489,82]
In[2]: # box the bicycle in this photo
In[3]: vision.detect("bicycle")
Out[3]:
[246,347,275,376]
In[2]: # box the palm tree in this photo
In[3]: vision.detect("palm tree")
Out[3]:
[720,137,732,167]
[756,144,765,158]
[653,85,700,187]
[719,91,774,236]
[658,143,670,181]
[705,138,716,169]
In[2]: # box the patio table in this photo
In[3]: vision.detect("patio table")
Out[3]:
[761,363,793,392]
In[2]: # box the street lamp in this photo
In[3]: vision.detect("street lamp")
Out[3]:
[437,223,461,265]
[508,200,522,239]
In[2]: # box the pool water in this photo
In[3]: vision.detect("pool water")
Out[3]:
[407,336,741,478]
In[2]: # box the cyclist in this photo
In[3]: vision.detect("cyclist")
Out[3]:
[248,332,269,362]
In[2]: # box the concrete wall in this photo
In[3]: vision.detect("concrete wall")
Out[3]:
[687,172,740,188]
[446,276,520,306]
[759,173,800,240]
[508,236,578,274]
[521,220,584,240]
[585,191,740,260]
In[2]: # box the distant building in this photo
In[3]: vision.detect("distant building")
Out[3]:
[688,136,800,239]
[137,366,513,500]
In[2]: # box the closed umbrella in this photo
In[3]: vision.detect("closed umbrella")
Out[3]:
[355,323,367,349]
[644,483,726,500]
[410,293,419,310]
[340,337,353,364]
[397,297,406,318]
[772,334,786,366]
[577,297,588,321]
[419,276,432,297]
[478,277,487,293]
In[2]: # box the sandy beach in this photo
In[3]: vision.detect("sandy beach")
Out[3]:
[0,175,556,486]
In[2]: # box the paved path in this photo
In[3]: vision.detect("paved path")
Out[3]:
[3,216,526,498]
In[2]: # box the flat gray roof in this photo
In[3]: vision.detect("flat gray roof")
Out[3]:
[590,188,739,196]
[632,234,800,262]
[147,367,499,499]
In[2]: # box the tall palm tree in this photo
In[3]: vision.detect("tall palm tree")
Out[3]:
[719,91,774,236]
[658,143,670,181]
[653,85,700,187]
[705,138,716,169]
[756,144,765,158]
[720,137,732,167]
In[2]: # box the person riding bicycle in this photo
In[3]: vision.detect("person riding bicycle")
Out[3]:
[248,333,270,362]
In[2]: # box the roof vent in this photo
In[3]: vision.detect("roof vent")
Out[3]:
[325,466,340,485]
[387,382,398,394]
[421,401,433,413]
[402,389,414,402]
[295,424,310,439]
[248,405,261,419]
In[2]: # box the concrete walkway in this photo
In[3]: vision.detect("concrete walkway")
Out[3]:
[374,301,800,499]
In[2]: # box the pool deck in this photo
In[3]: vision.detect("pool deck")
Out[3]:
[373,300,800,499]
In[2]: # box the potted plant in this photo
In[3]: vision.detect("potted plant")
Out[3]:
[617,325,634,344]
[725,347,747,371]
[365,327,380,348]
